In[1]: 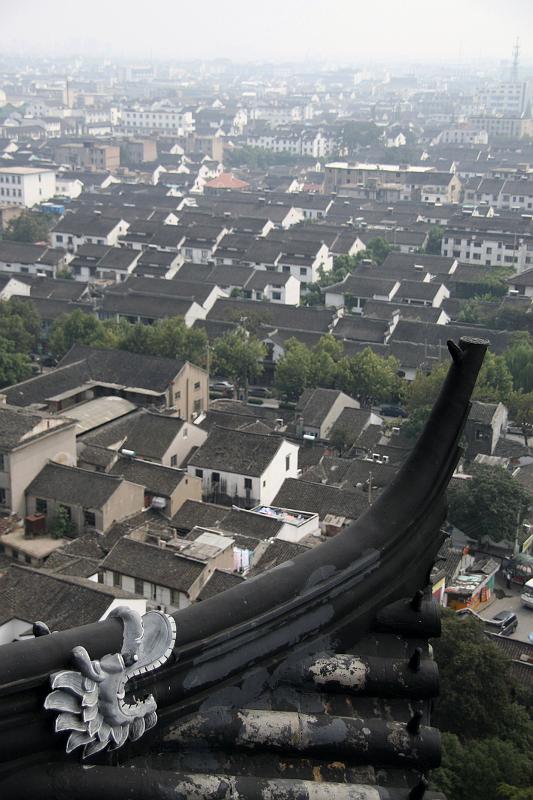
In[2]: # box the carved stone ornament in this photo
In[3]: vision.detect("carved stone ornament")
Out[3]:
[44,606,176,758]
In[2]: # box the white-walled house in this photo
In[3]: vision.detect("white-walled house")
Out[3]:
[0,565,147,645]
[187,427,299,508]
[51,214,129,253]
[0,166,56,207]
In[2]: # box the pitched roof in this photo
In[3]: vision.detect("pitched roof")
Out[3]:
[25,463,127,509]
[81,409,185,459]
[296,388,346,428]
[248,539,310,577]
[188,426,287,476]
[197,569,245,600]
[0,404,73,450]
[0,564,138,630]
[58,344,186,392]
[101,537,204,593]
[272,478,368,520]
[109,456,187,497]
[171,499,230,533]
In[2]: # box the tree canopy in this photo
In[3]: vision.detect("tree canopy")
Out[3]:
[48,311,208,365]
[275,338,313,400]
[4,211,50,243]
[447,463,530,542]
[406,351,513,411]
[509,391,533,445]
[431,612,533,800]
[212,327,266,396]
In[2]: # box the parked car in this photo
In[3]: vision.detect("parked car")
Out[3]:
[380,405,408,418]
[489,609,518,636]
[210,381,234,395]
[248,386,272,398]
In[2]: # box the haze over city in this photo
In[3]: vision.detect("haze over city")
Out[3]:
[2,0,532,63]
[2,3,533,800]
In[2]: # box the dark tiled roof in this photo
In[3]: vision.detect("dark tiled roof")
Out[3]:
[58,344,186,392]
[272,478,368,520]
[171,500,230,533]
[26,463,125,509]
[0,564,139,630]
[101,537,204,593]
[296,388,346,428]
[82,409,184,460]
[188,426,286,476]
[216,508,284,541]
[197,569,245,601]
[468,400,499,424]
[207,298,334,333]
[109,456,187,496]
[0,404,71,450]
[248,539,310,577]
[329,407,374,447]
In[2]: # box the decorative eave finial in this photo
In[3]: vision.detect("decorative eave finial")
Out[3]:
[44,606,176,758]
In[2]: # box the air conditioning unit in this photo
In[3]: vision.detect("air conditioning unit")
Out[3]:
[382,455,390,464]
[121,448,136,458]
[372,453,381,461]
[151,497,167,510]
[392,426,400,434]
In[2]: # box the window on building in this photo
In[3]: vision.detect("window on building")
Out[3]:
[113,571,121,587]
[0,454,5,472]
[0,489,6,506]
[134,578,144,595]
[193,399,202,413]
[84,509,96,528]
[272,291,281,300]
[244,478,252,490]
[212,472,220,484]
[36,498,47,514]
[195,468,203,478]
[285,454,291,471]
[170,455,178,467]
[194,381,201,390]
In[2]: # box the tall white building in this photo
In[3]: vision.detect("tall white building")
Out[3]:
[474,81,530,117]
[120,107,194,136]
[0,167,56,208]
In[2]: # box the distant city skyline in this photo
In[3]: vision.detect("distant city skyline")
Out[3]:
[3,0,533,65]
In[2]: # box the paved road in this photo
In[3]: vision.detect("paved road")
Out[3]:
[483,579,533,643]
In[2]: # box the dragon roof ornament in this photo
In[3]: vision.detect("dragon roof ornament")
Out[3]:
[44,606,176,758]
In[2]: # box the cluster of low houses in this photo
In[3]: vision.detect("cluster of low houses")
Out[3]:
[0,333,530,648]
[3,73,533,664]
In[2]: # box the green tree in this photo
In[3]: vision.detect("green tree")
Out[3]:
[509,391,533,446]
[118,322,158,356]
[0,338,32,386]
[52,505,74,539]
[48,310,110,359]
[498,786,533,799]
[406,352,513,411]
[402,405,431,440]
[336,347,401,406]
[275,338,312,401]
[433,734,533,800]
[425,225,444,255]
[447,463,530,542]
[212,328,266,398]
[505,338,533,393]
[4,211,50,243]
[364,237,392,265]
[477,351,514,404]
[150,317,208,365]
[0,297,41,353]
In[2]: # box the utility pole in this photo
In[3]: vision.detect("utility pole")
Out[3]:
[368,471,373,506]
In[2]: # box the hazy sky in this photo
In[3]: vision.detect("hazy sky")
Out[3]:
[2,0,533,64]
